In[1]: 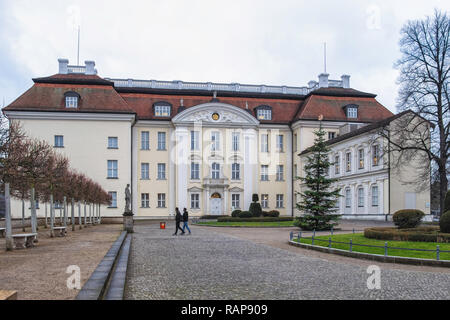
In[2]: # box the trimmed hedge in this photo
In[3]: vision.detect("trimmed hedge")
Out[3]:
[392,209,425,229]
[263,210,280,218]
[440,211,450,233]
[238,211,253,218]
[199,215,230,220]
[364,226,450,243]
[231,210,242,218]
[217,217,293,223]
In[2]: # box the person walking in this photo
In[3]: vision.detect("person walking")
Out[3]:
[173,207,185,236]
[182,208,191,235]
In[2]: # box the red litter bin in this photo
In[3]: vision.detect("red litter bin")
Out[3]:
[160,222,166,230]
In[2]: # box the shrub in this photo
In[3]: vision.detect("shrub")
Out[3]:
[440,211,450,233]
[238,211,253,218]
[268,210,280,217]
[252,194,259,202]
[392,209,425,229]
[262,211,270,217]
[231,210,242,218]
[199,215,229,220]
[249,202,262,217]
[217,217,293,223]
[364,226,450,243]
[444,190,450,212]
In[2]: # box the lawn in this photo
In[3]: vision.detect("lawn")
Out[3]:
[195,221,295,227]
[293,233,450,261]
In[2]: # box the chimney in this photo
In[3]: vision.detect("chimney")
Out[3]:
[318,73,329,88]
[85,60,96,75]
[341,75,350,88]
[58,58,69,74]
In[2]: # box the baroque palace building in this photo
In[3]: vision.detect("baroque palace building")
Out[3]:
[3,59,431,220]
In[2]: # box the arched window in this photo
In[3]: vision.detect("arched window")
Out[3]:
[64,91,80,108]
[358,187,364,207]
[345,188,351,208]
[254,105,272,120]
[212,163,220,179]
[153,101,172,117]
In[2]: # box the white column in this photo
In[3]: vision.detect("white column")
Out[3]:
[169,127,176,216]
[378,180,384,215]
[132,126,138,214]
[244,128,257,210]
[286,130,293,216]
[175,127,189,210]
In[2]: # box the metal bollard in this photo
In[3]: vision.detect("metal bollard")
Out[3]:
[331,226,334,236]
[298,232,302,242]
[313,229,316,237]
[350,239,353,252]
[353,228,355,234]
[290,231,293,241]
[384,242,388,257]
[437,245,440,261]
[312,235,315,246]
[328,237,332,249]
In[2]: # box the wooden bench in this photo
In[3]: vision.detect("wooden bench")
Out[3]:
[53,226,67,237]
[0,228,5,238]
[0,290,17,300]
[11,233,37,249]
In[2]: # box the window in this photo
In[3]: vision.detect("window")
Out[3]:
[157,132,166,150]
[211,131,220,151]
[54,135,64,148]
[372,145,380,166]
[328,132,336,140]
[334,196,340,209]
[108,192,117,208]
[154,103,171,117]
[141,193,150,208]
[358,149,365,169]
[232,132,240,151]
[276,165,284,181]
[231,194,240,209]
[346,152,352,172]
[232,163,240,180]
[157,163,166,180]
[108,137,118,149]
[372,186,379,207]
[346,107,358,118]
[107,160,118,178]
[261,134,269,153]
[261,194,269,208]
[256,106,272,120]
[261,165,269,181]
[65,95,78,108]
[191,131,199,151]
[276,135,284,152]
[358,187,364,207]
[212,163,220,179]
[141,131,150,150]
[191,194,200,209]
[157,193,166,208]
[141,163,149,180]
[345,188,351,208]
[276,194,284,208]
[335,155,340,174]
[191,162,200,180]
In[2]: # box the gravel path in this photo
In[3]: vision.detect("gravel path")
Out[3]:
[125,223,450,300]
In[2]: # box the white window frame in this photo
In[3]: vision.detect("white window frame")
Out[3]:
[191,193,200,209]
[211,131,220,151]
[108,192,117,208]
[276,135,284,152]
[261,194,269,208]
[191,131,199,151]
[276,165,284,181]
[372,145,380,166]
[108,137,118,149]
[346,152,352,172]
[212,163,220,179]
[141,163,149,180]
[157,163,166,180]
[257,109,272,120]
[231,194,240,209]
[276,194,284,208]
[372,185,379,207]
[232,132,240,152]
[141,193,150,208]
[358,149,365,169]
[107,160,118,178]
[358,187,364,207]
[345,188,351,208]
[54,135,64,148]
[347,107,358,118]
[191,162,200,180]
[155,105,171,117]
[335,155,340,174]
[261,165,269,181]
[65,96,78,108]
[157,193,166,208]
[141,131,150,150]
[232,163,240,180]
[261,134,269,153]
[157,132,166,150]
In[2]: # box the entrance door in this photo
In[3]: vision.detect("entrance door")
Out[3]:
[210,193,222,215]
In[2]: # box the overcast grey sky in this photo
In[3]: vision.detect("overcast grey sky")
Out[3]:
[1,0,449,112]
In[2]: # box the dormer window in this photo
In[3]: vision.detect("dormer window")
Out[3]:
[255,105,272,120]
[153,102,172,117]
[64,92,80,108]
[344,104,359,118]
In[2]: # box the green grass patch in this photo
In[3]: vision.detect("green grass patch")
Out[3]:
[293,233,450,260]
[196,221,295,227]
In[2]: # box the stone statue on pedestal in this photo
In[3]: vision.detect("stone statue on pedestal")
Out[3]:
[123,184,133,216]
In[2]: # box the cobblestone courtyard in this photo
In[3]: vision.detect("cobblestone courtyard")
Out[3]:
[124,223,450,300]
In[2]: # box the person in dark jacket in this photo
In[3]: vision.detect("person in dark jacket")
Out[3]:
[173,207,185,236]
[182,208,191,235]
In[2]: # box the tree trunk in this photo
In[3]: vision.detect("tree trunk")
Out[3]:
[440,166,448,215]
[5,183,13,251]
[63,196,67,229]
[84,202,87,227]
[30,188,37,238]
[50,194,54,238]
[22,199,25,232]
[78,202,82,230]
[44,202,48,228]
[71,198,75,231]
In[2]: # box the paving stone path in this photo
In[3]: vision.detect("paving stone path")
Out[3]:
[124,223,450,300]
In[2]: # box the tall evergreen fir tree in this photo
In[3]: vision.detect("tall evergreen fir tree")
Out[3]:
[295,120,341,230]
